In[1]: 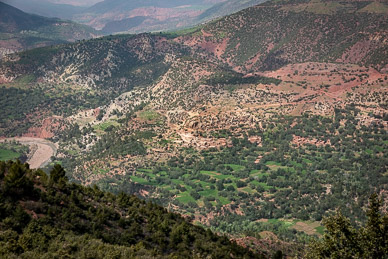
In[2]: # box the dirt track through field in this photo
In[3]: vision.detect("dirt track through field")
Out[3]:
[0,137,57,169]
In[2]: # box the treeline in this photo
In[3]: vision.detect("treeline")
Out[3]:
[0,160,261,258]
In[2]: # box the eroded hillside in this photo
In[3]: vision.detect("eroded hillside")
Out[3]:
[0,0,387,255]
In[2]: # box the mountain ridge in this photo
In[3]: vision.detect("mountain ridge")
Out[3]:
[0,1,387,254]
[0,2,101,57]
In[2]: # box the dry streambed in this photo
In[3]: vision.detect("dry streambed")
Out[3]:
[0,137,57,169]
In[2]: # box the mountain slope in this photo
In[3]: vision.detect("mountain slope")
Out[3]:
[0,2,101,57]
[0,160,262,258]
[178,0,388,72]
[73,0,271,34]
[0,0,387,253]
[197,0,266,22]
[73,0,220,32]
[0,33,187,136]
[2,0,86,20]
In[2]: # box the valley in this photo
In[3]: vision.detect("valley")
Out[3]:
[0,137,57,168]
[0,0,387,257]
[0,2,101,58]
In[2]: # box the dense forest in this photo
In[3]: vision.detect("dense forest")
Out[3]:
[0,160,263,258]
[0,161,386,258]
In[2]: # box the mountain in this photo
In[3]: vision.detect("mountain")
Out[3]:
[46,0,102,6]
[197,0,267,22]
[69,0,270,34]
[2,0,274,34]
[0,160,262,258]
[0,2,101,57]
[2,0,87,20]
[0,0,387,255]
[75,0,225,33]
[179,0,388,72]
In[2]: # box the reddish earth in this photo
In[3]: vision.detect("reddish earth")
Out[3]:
[233,234,299,257]
[23,116,64,139]
[292,135,330,147]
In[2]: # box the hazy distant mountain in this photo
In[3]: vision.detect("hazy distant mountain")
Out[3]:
[3,0,274,34]
[2,0,86,19]
[46,0,102,6]
[0,2,387,256]
[0,2,101,57]
[76,0,273,33]
[198,0,266,22]
[76,0,226,32]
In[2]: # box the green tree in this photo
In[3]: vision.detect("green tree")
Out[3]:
[305,194,388,258]
[49,164,67,184]
[362,193,388,258]
[3,161,33,197]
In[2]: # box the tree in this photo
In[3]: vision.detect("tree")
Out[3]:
[362,193,388,258]
[49,164,67,185]
[305,194,387,258]
[3,161,33,197]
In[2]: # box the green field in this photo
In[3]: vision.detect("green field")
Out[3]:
[138,110,161,121]
[0,149,20,161]
[94,120,120,133]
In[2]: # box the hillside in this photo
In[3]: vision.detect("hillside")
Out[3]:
[13,0,270,34]
[178,0,388,72]
[197,0,266,22]
[2,0,87,20]
[74,0,225,33]
[0,160,262,258]
[0,2,101,57]
[0,0,387,255]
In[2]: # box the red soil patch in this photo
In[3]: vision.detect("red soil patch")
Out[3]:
[24,116,64,139]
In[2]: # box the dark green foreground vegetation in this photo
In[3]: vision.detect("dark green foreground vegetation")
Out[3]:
[305,194,388,258]
[0,161,261,258]
[0,161,386,258]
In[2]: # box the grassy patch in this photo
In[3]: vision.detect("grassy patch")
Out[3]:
[200,171,219,177]
[241,187,255,194]
[315,226,325,235]
[374,146,384,152]
[218,196,230,205]
[250,170,268,177]
[130,175,153,185]
[138,110,161,121]
[0,149,20,161]
[224,164,244,171]
[256,182,272,190]
[265,161,282,166]
[94,120,120,132]
[199,188,217,197]
[177,192,197,204]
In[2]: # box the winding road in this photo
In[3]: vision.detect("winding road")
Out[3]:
[0,137,57,169]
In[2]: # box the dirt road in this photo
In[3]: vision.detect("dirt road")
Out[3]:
[0,137,57,169]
